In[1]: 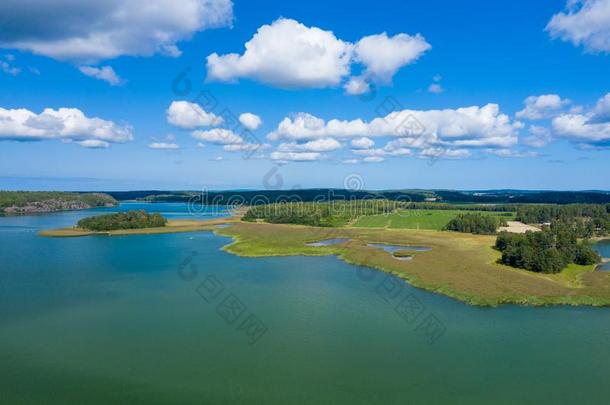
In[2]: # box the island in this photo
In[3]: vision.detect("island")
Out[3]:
[40,199,610,307]
[0,191,117,215]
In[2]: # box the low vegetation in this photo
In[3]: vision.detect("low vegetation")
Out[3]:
[77,210,167,231]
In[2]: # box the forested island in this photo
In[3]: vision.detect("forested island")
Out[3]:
[0,191,116,215]
[77,210,167,231]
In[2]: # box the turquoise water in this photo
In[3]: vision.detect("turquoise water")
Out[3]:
[1,203,610,404]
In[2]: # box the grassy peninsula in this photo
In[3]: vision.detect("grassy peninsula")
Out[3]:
[214,221,609,307]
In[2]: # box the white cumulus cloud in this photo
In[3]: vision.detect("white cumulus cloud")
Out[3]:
[546,0,610,53]
[223,142,270,152]
[353,32,431,84]
[79,65,124,86]
[191,128,243,144]
[268,104,519,150]
[350,137,374,149]
[278,138,342,152]
[239,112,263,130]
[206,18,429,91]
[166,101,223,129]
[270,151,323,161]
[149,142,179,150]
[551,92,610,148]
[0,0,234,62]
[0,107,133,147]
[344,76,371,95]
[516,94,570,120]
[523,125,552,147]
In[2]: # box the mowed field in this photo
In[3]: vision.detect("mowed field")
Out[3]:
[352,209,515,230]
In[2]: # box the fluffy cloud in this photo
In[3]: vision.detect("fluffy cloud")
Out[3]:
[353,32,430,83]
[590,92,610,123]
[270,151,323,161]
[523,125,552,147]
[552,113,610,147]
[79,66,124,86]
[363,156,384,163]
[486,149,539,158]
[278,138,342,152]
[239,112,263,130]
[420,148,471,159]
[223,142,270,152]
[350,137,374,149]
[166,101,223,129]
[206,18,429,90]
[191,128,242,144]
[207,18,351,88]
[344,76,371,95]
[353,146,412,158]
[0,107,133,147]
[516,94,570,119]
[551,92,610,147]
[149,142,179,150]
[78,140,110,149]
[546,0,610,53]
[268,104,519,150]
[0,0,234,62]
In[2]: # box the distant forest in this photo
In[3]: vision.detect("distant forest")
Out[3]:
[0,191,116,213]
[104,189,610,205]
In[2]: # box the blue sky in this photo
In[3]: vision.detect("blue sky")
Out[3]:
[0,0,609,191]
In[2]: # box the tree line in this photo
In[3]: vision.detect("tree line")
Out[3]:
[515,204,610,237]
[443,213,507,234]
[242,200,404,227]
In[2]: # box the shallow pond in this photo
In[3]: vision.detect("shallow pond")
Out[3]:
[367,242,432,253]
[305,238,350,247]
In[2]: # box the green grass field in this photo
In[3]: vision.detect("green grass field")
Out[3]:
[352,209,515,230]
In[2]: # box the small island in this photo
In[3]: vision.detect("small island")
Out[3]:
[77,210,167,231]
[40,210,234,237]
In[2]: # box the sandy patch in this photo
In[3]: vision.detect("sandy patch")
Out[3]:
[498,221,541,234]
